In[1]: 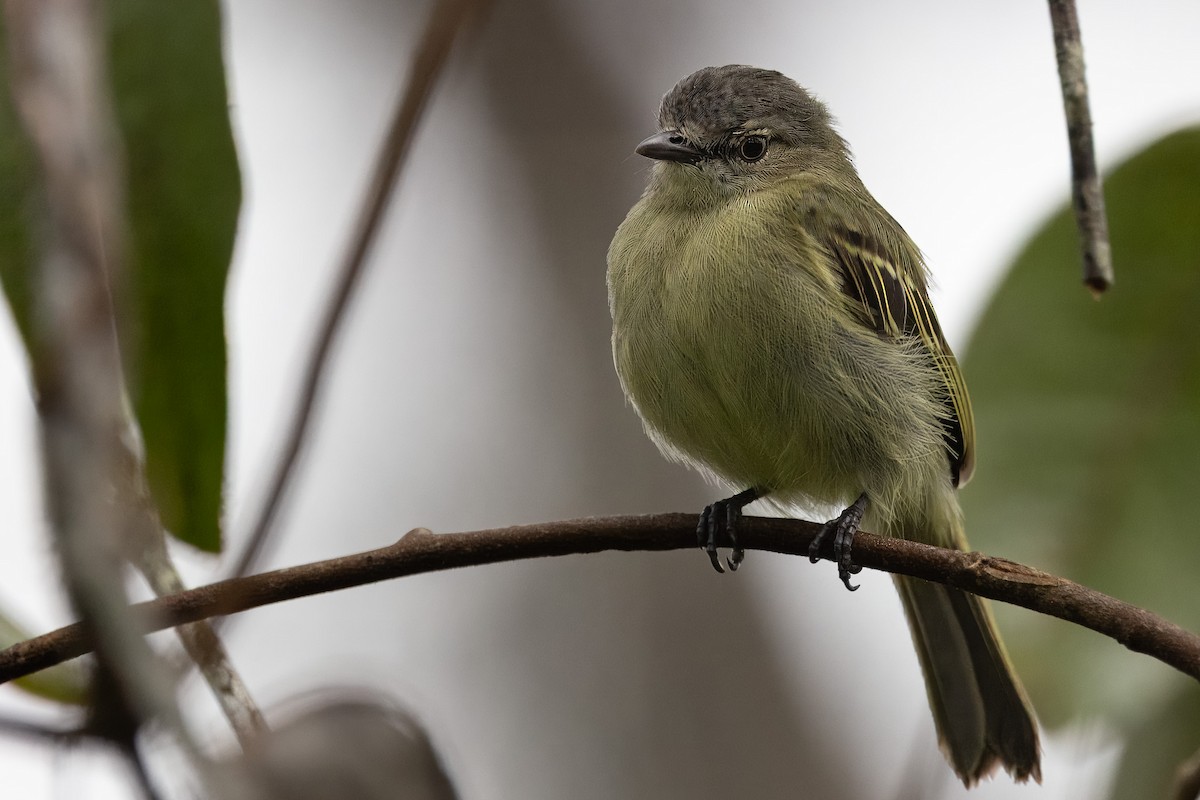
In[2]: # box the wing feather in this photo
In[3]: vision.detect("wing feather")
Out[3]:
[823,225,976,487]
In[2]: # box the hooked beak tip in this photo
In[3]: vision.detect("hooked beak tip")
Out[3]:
[635,131,703,164]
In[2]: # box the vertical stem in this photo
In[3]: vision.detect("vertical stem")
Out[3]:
[4,0,200,770]
[136,529,268,745]
[1047,0,1114,296]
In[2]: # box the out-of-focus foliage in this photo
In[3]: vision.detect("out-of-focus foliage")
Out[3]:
[0,609,87,706]
[0,1,240,552]
[962,128,1200,796]
[215,693,460,800]
[0,17,38,346]
[106,0,240,552]
[1107,678,1200,800]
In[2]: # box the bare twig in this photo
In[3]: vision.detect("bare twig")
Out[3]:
[1047,0,1113,296]
[135,527,267,747]
[7,0,265,747]
[3,514,1198,687]
[3,0,196,760]
[123,738,165,800]
[228,0,485,580]
[0,714,84,743]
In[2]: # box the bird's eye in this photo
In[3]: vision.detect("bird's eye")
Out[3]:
[738,135,767,162]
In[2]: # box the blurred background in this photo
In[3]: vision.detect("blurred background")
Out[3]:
[2,0,1200,797]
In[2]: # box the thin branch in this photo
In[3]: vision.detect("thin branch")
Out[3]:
[227,0,485,580]
[3,514,1198,687]
[0,714,164,800]
[4,0,199,762]
[109,734,165,800]
[135,526,267,747]
[0,714,84,744]
[1047,0,1113,296]
[6,0,261,756]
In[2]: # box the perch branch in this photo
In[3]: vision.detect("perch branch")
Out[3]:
[1047,0,1113,295]
[2,515,1198,686]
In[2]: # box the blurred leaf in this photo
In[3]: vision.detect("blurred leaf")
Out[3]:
[216,692,460,800]
[0,608,88,706]
[0,17,40,346]
[0,4,238,552]
[962,128,1200,732]
[105,0,239,552]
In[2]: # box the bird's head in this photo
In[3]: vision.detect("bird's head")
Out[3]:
[637,65,851,198]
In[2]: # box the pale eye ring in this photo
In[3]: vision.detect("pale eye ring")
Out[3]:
[738,135,768,162]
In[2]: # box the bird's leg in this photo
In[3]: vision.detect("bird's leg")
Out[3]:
[697,487,763,573]
[808,493,868,591]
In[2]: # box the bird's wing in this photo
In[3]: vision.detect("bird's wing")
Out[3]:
[819,220,976,487]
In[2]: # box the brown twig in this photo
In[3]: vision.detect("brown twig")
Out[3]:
[7,0,265,747]
[3,514,1198,687]
[4,0,196,758]
[0,714,84,744]
[1047,0,1113,296]
[228,0,485,581]
[135,526,267,746]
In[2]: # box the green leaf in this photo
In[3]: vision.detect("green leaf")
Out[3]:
[0,608,88,706]
[961,129,1200,729]
[0,17,40,346]
[1,4,238,552]
[105,0,240,552]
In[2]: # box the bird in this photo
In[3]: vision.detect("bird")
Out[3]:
[606,64,1040,785]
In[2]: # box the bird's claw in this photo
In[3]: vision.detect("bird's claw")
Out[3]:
[697,504,725,573]
[809,494,868,591]
[726,546,744,572]
[697,488,760,574]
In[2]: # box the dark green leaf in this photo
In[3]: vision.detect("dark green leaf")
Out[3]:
[107,0,239,552]
[0,16,40,345]
[0,4,238,552]
[962,128,1200,732]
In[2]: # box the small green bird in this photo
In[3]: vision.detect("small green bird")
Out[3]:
[607,65,1040,785]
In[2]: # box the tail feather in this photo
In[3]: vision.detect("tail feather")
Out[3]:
[890,507,1041,785]
[896,576,1041,784]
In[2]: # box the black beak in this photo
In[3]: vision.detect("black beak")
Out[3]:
[636,131,703,164]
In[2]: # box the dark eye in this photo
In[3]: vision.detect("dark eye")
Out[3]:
[738,135,767,162]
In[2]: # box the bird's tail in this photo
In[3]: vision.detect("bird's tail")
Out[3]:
[891,511,1041,785]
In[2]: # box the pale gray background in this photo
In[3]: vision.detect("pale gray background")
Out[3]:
[2,0,1199,797]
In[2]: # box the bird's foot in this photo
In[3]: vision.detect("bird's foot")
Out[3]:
[808,493,868,591]
[697,487,762,573]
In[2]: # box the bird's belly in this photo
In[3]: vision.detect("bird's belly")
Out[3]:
[609,196,949,511]
[614,262,865,504]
